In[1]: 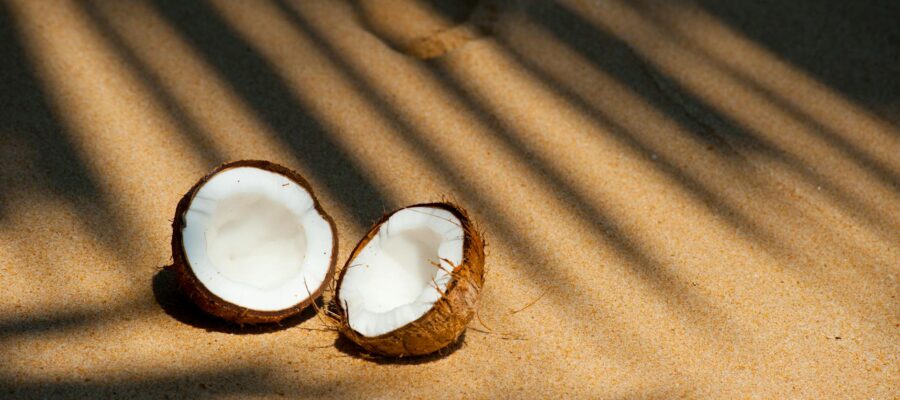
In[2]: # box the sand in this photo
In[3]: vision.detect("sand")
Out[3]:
[0,0,897,398]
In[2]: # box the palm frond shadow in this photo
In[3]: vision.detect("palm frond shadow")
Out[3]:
[0,1,140,265]
[146,0,392,227]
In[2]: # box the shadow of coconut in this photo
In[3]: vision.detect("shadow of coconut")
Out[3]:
[332,330,467,365]
[152,267,318,334]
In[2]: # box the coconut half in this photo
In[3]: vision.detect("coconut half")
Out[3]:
[170,160,337,324]
[335,202,485,357]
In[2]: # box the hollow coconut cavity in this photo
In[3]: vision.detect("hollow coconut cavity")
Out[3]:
[171,160,337,324]
[336,202,485,357]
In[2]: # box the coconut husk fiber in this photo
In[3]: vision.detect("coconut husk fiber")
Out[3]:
[334,202,485,357]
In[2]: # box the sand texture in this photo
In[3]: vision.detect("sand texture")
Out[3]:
[1,0,898,398]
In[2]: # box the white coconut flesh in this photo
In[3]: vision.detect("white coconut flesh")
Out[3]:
[339,207,464,337]
[181,167,334,312]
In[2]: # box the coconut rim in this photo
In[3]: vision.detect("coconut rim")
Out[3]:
[171,159,338,322]
[334,201,482,340]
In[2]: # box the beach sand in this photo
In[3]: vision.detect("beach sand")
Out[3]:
[0,0,897,397]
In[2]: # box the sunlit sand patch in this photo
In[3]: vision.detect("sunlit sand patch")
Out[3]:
[204,0,443,219]
[7,0,212,261]
[575,0,900,238]
[650,1,899,169]
[87,0,379,231]
[0,195,146,313]
[83,0,291,165]
[497,0,899,316]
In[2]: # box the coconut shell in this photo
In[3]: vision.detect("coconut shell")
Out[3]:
[170,160,338,325]
[335,202,486,357]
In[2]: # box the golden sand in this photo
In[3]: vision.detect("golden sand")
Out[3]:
[0,0,897,397]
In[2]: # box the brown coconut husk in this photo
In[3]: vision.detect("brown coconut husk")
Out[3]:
[170,160,338,325]
[334,202,486,357]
